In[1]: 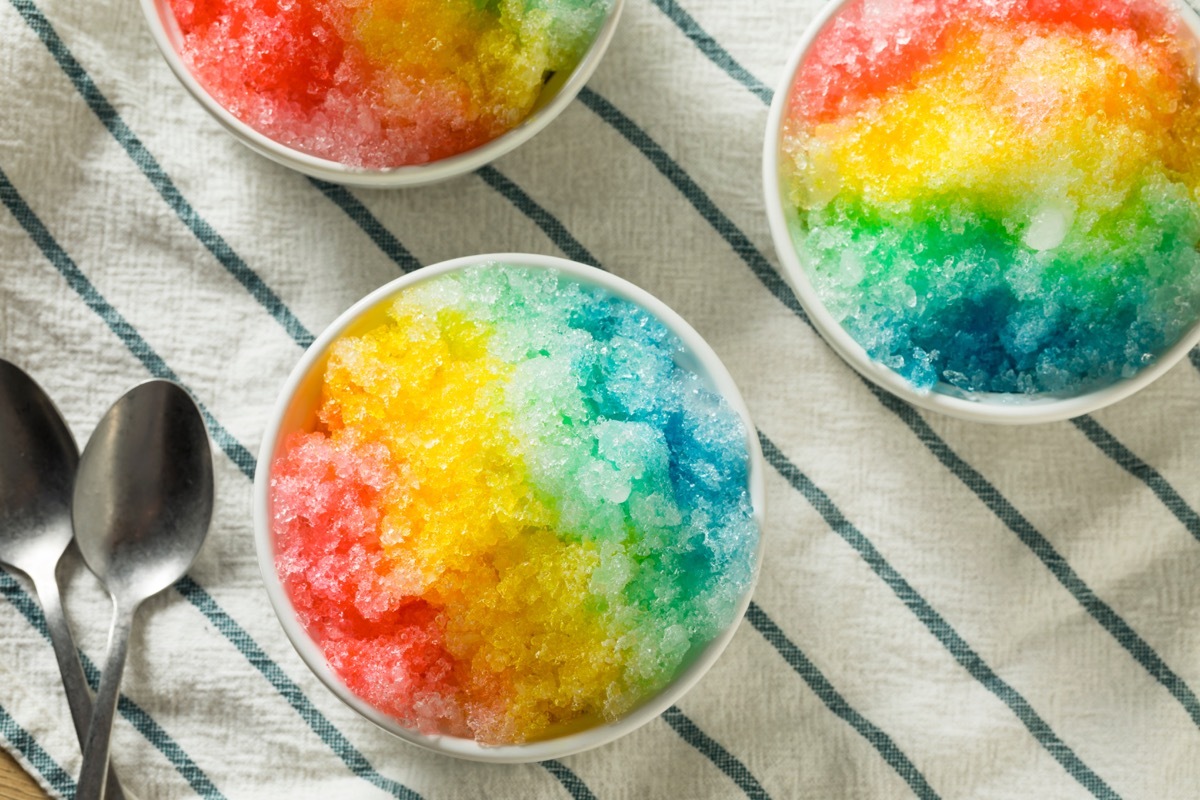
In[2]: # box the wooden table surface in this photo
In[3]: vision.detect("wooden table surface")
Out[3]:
[0,747,51,800]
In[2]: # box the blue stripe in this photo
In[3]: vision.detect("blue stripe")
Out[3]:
[757,433,1121,800]
[577,87,804,320]
[312,166,604,280]
[115,701,223,799]
[644,0,773,103]
[660,706,772,800]
[9,0,314,350]
[540,760,598,800]
[175,578,421,800]
[309,179,423,274]
[0,696,76,798]
[578,79,1200,730]
[475,166,601,268]
[0,569,225,798]
[0,168,422,800]
[744,603,939,800]
[1070,417,1200,543]
[876,389,1200,731]
[0,167,256,480]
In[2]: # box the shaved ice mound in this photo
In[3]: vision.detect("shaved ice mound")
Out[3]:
[779,0,1200,396]
[167,0,615,168]
[267,263,760,745]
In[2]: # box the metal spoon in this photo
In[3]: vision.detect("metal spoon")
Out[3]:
[0,359,127,800]
[73,380,214,800]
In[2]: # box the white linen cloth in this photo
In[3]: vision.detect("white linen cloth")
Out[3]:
[2,0,1199,797]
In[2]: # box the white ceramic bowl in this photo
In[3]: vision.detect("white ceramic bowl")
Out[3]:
[763,0,1200,424]
[253,254,765,762]
[140,0,624,187]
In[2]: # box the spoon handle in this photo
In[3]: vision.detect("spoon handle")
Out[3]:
[77,600,136,800]
[30,567,128,800]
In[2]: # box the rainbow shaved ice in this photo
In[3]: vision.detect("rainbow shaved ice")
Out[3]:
[169,0,613,167]
[269,265,757,745]
[782,0,1200,394]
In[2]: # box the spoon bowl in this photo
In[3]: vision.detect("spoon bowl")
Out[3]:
[73,379,214,800]
[0,359,77,565]
[73,381,215,599]
[0,359,127,800]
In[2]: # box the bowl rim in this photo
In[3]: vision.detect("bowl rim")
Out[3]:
[252,253,767,763]
[762,0,1200,425]
[139,0,625,188]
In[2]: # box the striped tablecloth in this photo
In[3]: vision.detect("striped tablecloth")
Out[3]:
[3,0,1199,797]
